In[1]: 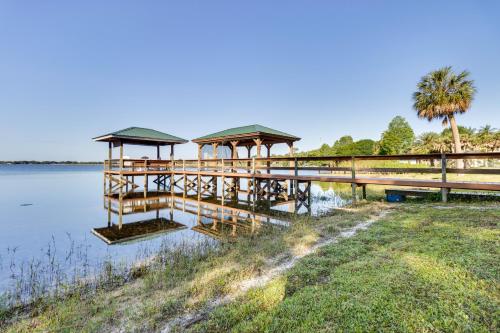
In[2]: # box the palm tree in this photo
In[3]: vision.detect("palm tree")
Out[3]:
[413,66,476,168]
[477,125,500,151]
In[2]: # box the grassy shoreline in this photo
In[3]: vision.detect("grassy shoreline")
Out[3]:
[2,201,499,332]
[192,203,499,332]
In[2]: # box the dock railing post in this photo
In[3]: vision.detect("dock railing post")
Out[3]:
[293,157,298,197]
[182,159,186,197]
[351,156,357,203]
[221,158,225,204]
[197,158,201,200]
[252,157,256,203]
[441,153,448,202]
[144,159,148,198]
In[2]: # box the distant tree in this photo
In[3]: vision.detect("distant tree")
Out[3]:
[413,66,476,168]
[332,136,354,154]
[441,126,476,152]
[378,116,415,155]
[441,126,474,137]
[411,132,441,154]
[318,143,332,155]
[352,139,375,155]
[476,125,500,151]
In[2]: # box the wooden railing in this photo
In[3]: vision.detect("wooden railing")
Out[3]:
[104,152,500,176]
[103,152,500,202]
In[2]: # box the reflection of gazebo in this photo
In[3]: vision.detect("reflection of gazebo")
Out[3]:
[93,127,188,162]
[192,124,300,159]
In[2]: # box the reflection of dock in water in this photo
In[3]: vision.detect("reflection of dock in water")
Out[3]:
[95,191,185,245]
[92,218,186,245]
[173,193,293,241]
[94,191,295,245]
[104,191,172,215]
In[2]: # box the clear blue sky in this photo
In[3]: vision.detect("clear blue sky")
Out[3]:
[1,0,499,160]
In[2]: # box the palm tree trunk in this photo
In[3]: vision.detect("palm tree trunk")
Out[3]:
[449,114,464,169]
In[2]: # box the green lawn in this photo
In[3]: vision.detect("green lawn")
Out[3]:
[191,204,499,332]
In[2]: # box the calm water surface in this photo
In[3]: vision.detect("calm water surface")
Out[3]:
[0,164,345,292]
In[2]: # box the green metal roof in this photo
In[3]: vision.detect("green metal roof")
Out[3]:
[193,124,300,142]
[93,127,188,144]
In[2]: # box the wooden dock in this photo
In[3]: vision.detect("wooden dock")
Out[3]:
[103,152,500,206]
[93,126,500,206]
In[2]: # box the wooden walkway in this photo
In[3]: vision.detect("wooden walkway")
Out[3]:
[103,152,500,204]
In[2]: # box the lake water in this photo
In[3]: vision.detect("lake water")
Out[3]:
[0,164,345,294]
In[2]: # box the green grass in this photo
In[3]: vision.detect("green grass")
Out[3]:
[191,204,499,332]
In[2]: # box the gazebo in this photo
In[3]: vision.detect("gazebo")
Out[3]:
[192,124,300,159]
[93,127,188,162]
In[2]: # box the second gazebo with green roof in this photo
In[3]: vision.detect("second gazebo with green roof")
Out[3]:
[192,124,300,159]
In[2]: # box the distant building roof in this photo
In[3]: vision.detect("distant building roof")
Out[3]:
[93,127,188,146]
[192,124,300,145]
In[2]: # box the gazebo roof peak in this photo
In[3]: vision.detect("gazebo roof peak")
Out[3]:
[192,124,300,144]
[93,127,188,146]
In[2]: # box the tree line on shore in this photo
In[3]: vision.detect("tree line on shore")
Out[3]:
[297,117,499,158]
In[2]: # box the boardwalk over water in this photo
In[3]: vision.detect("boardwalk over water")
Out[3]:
[104,152,500,208]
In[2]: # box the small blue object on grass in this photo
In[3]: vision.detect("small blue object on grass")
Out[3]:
[386,193,405,202]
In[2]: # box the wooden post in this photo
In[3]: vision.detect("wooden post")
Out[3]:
[198,144,203,166]
[221,158,225,204]
[108,142,112,170]
[441,153,448,203]
[254,138,262,158]
[288,142,294,194]
[105,142,112,194]
[293,157,298,197]
[107,197,111,227]
[351,156,357,203]
[265,143,273,174]
[118,197,123,230]
[230,141,239,193]
[254,138,262,176]
[119,141,124,172]
[197,158,201,200]
[183,159,186,198]
[144,159,148,198]
[252,157,256,202]
[246,145,252,196]
[211,142,219,171]
[230,141,239,158]
[157,144,161,191]
[170,144,174,161]
[212,143,218,159]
